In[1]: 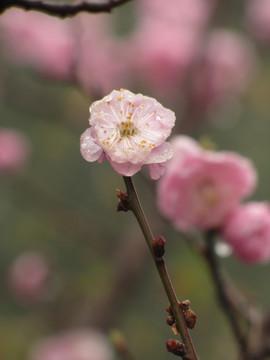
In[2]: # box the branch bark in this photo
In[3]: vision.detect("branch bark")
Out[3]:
[201,232,263,359]
[123,176,199,360]
[0,0,132,17]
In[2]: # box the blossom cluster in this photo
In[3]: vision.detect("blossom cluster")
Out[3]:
[0,0,260,113]
[79,87,270,265]
[157,136,270,264]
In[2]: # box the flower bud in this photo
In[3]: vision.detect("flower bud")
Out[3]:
[166,315,175,326]
[184,309,197,329]
[116,189,130,212]
[166,339,186,357]
[166,304,173,315]
[180,299,190,311]
[152,235,166,258]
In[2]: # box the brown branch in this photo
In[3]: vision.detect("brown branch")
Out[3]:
[202,232,263,358]
[0,0,132,17]
[123,177,199,360]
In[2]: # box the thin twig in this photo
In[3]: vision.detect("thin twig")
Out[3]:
[0,0,132,17]
[123,176,199,360]
[201,232,262,357]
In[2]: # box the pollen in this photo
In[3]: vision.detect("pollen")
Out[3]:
[117,97,122,101]
[118,120,138,136]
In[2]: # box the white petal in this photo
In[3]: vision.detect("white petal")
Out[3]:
[80,128,103,162]
[146,142,174,164]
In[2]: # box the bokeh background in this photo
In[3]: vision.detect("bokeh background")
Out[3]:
[1,0,270,359]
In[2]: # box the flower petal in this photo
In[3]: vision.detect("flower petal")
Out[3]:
[108,158,142,177]
[146,142,174,164]
[147,163,166,180]
[80,128,103,162]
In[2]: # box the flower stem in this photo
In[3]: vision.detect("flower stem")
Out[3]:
[123,176,199,360]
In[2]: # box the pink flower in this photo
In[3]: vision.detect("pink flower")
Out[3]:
[127,0,214,98]
[137,0,213,31]
[191,29,258,112]
[222,203,270,264]
[80,89,175,179]
[157,136,257,232]
[0,128,30,174]
[0,9,74,80]
[8,251,50,303]
[129,23,198,97]
[29,329,114,360]
[74,14,129,97]
[246,0,270,45]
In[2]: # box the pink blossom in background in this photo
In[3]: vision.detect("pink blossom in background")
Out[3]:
[0,9,74,80]
[246,0,270,44]
[222,203,270,264]
[29,329,114,360]
[80,89,175,179]
[157,136,257,232]
[74,14,129,97]
[137,0,213,31]
[128,23,198,96]
[0,128,30,174]
[8,251,50,303]
[128,0,214,98]
[191,29,258,113]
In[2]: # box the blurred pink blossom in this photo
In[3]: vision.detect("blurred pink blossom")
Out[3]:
[8,251,50,303]
[246,0,270,44]
[0,128,30,174]
[137,0,213,31]
[191,29,258,113]
[74,14,129,97]
[80,89,175,179]
[129,23,198,96]
[0,9,74,80]
[157,136,257,232]
[222,203,270,264]
[29,329,114,360]
[128,0,214,97]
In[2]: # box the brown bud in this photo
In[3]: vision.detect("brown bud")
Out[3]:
[166,315,175,326]
[184,309,197,329]
[152,235,166,258]
[166,339,186,357]
[116,189,130,212]
[166,304,173,315]
[180,299,190,311]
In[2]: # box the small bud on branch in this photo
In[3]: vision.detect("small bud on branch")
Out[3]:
[116,189,130,212]
[166,339,186,357]
[152,235,166,259]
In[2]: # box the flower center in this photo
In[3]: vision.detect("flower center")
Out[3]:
[118,121,138,137]
[198,181,219,207]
